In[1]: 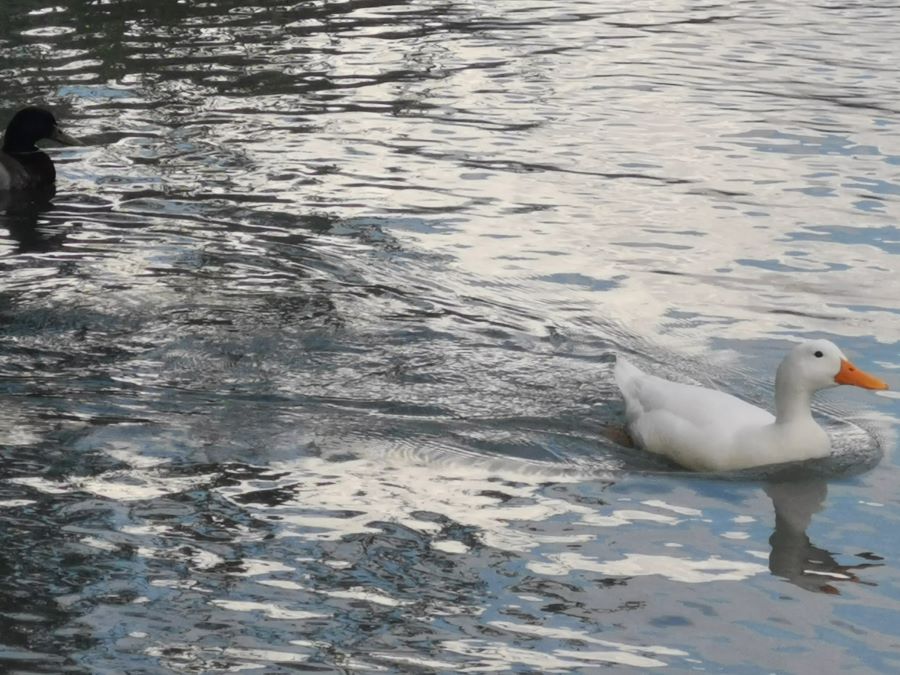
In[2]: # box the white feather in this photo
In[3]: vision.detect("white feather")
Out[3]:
[613,340,886,471]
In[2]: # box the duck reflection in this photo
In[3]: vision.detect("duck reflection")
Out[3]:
[765,480,882,594]
[0,186,65,253]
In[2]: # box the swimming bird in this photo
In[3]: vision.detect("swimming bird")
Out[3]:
[0,106,82,191]
[615,340,888,471]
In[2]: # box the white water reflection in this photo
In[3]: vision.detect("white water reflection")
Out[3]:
[1,433,892,671]
[529,552,767,583]
[222,452,592,552]
[440,640,671,670]
[210,599,325,621]
[6,447,886,601]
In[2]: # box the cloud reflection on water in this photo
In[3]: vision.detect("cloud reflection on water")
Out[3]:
[8,443,887,669]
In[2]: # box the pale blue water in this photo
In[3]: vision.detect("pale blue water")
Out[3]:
[1,0,898,672]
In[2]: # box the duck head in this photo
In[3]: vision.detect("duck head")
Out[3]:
[778,339,888,393]
[2,106,82,154]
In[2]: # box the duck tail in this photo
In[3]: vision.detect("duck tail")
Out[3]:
[614,354,643,391]
[614,355,647,419]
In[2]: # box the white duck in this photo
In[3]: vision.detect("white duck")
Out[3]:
[615,340,888,471]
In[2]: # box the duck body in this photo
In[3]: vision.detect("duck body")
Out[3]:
[615,340,887,471]
[0,150,56,191]
[0,107,80,192]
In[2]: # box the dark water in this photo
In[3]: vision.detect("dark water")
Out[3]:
[1,0,899,672]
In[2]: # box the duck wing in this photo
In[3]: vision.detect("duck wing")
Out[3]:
[0,152,33,191]
[615,357,773,428]
[615,356,774,469]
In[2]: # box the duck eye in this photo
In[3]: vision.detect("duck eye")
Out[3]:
[814,351,823,358]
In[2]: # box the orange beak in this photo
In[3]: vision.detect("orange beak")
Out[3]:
[834,359,889,390]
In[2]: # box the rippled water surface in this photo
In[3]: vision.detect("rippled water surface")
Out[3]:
[1,0,899,672]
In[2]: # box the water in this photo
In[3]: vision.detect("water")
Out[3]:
[1,0,898,672]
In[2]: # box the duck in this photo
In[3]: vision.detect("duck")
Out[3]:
[615,339,888,471]
[0,106,82,192]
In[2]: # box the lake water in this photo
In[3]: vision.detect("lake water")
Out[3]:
[1,0,899,672]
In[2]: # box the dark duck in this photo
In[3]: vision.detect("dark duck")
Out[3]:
[0,107,82,192]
